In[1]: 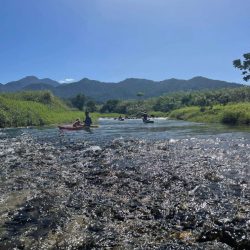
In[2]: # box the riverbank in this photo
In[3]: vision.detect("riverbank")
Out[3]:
[169,102,250,125]
[0,91,122,128]
[0,134,249,249]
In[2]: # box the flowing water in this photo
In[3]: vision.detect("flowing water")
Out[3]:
[1,118,250,143]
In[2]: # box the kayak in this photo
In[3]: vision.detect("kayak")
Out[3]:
[58,125,99,130]
[143,120,154,123]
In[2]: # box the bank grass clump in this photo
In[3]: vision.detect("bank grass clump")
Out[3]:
[220,103,250,125]
[1,91,69,110]
[169,102,250,125]
[0,91,85,128]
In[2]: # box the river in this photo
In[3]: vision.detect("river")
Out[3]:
[1,118,250,143]
[0,118,249,249]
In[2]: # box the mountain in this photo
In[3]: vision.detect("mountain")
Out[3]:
[2,76,60,92]
[22,83,55,91]
[53,76,241,101]
[0,76,241,102]
[38,78,60,87]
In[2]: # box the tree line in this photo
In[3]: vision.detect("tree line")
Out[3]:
[96,86,250,115]
[68,94,97,112]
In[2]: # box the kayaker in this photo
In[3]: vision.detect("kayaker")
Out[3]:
[73,118,82,127]
[84,111,92,127]
[118,115,124,121]
[142,113,148,122]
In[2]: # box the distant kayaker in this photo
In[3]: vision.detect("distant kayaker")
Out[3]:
[118,115,124,121]
[84,111,92,127]
[73,118,82,127]
[142,113,148,122]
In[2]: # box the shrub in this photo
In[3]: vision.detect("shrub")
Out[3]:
[0,110,8,128]
[39,91,53,104]
[221,111,240,125]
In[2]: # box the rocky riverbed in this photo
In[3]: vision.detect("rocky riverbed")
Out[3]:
[0,133,249,249]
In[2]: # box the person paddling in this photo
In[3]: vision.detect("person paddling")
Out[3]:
[142,113,148,122]
[84,111,92,127]
[73,118,82,127]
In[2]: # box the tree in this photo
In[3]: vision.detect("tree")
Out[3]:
[38,91,53,104]
[71,94,86,110]
[0,110,8,128]
[233,53,250,82]
[100,99,120,113]
[86,100,97,112]
[181,95,192,106]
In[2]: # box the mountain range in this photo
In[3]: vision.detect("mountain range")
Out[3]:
[0,76,241,102]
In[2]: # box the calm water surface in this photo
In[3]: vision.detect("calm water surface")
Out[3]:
[1,118,250,144]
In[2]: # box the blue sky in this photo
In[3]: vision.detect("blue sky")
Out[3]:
[0,0,249,83]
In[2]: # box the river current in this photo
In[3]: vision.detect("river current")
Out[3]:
[1,118,250,144]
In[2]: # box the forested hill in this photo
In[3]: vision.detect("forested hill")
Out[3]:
[1,76,241,102]
[36,76,242,101]
[2,76,60,92]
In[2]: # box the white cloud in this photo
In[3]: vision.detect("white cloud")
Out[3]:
[59,78,75,84]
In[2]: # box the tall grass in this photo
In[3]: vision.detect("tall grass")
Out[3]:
[169,102,250,125]
[0,91,85,127]
[0,91,123,128]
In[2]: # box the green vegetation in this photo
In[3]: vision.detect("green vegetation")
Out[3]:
[0,91,124,128]
[151,87,250,112]
[169,103,250,125]
[2,86,250,128]
[70,93,86,110]
[99,87,250,125]
[0,91,86,128]
[99,98,155,115]
[1,76,240,101]
[233,53,250,82]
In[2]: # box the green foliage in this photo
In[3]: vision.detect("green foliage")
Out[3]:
[99,98,154,115]
[221,111,240,125]
[221,104,250,125]
[100,99,120,113]
[169,107,201,121]
[0,91,126,128]
[99,87,250,117]
[1,91,69,110]
[170,103,250,125]
[0,109,8,128]
[70,94,86,110]
[233,53,250,82]
[151,87,250,113]
[0,91,85,127]
[86,100,97,112]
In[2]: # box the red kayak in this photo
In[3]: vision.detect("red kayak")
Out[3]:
[58,125,98,130]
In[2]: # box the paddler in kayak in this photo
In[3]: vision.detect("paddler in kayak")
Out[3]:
[84,111,92,127]
[142,113,148,122]
[142,112,154,123]
[73,118,83,128]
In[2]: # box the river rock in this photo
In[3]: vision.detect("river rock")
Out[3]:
[0,133,249,249]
